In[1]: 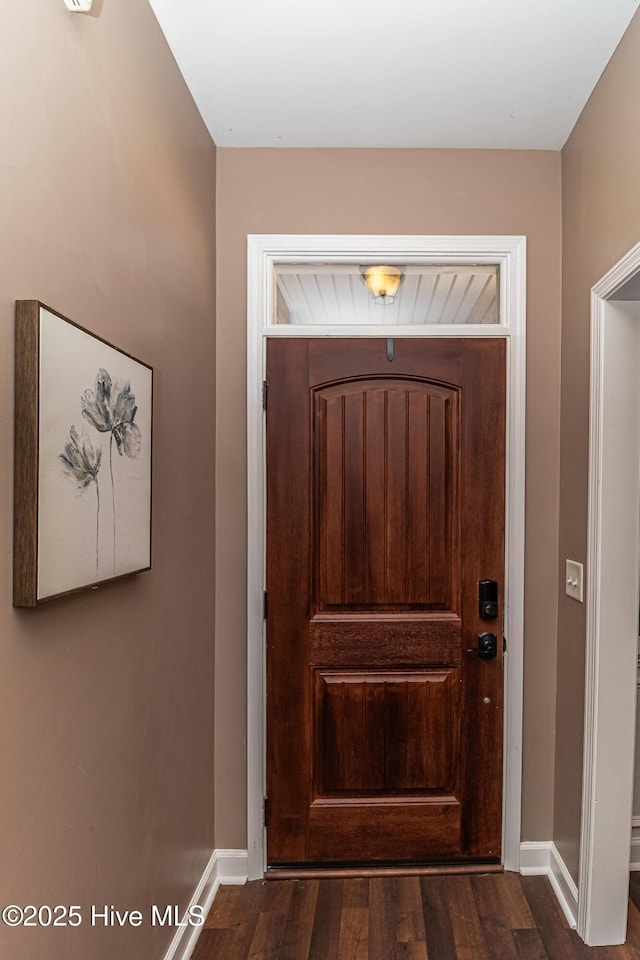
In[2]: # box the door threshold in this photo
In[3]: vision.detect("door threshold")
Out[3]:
[266,861,503,880]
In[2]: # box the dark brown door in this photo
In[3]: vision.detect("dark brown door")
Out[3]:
[266,337,505,867]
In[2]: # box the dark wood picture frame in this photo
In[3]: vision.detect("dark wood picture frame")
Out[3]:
[14,301,153,606]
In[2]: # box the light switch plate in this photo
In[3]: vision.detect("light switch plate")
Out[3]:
[566,559,584,602]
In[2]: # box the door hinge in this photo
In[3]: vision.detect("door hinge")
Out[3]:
[262,380,268,410]
[263,796,269,827]
[503,636,507,653]
[263,590,268,620]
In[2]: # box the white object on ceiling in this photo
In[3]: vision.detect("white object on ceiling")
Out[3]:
[147,0,639,149]
[62,0,92,10]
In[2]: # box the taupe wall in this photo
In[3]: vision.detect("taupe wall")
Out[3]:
[0,2,216,958]
[556,8,640,883]
[215,148,562,848]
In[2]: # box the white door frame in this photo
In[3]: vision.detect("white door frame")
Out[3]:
[578,240,640,945]
[246,234,527,880]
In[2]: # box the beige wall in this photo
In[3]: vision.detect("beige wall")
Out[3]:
[556,8,640,883]
[215,147,562,848]
[0,2,216,958]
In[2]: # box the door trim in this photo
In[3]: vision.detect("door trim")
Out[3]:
[246,234,527,880]
[578,241,640,945]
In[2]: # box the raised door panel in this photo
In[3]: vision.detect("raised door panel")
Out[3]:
[306,800,461,862]
[316,380,459,613]
[314,669,460,795]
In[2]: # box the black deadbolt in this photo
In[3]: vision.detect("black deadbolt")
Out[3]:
[479,579,499,620]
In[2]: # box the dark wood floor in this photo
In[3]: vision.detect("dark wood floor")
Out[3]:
[193,872,640,960]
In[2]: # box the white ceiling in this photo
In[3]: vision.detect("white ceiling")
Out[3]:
[147,0,639,150]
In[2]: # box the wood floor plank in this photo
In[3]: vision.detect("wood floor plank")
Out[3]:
[395,876,428,956]
[369,878,402,960]
[246,912,275,960]
[339,906,369,960]
[202,880,266,960]
[246,881,294,960]
[420,877,459,960]
[496,871,537,929]
[445,875,490,960]
[308,879,344,959]
[403,944,429,960]
[191,929,228,960]
[343,878,370,908]
[566,930,633,960]
[470,873,522,960]
[279,879,320,960]
[204,884,244,929]
[521,875,584,960]
[512,927,550,960]
[629,875,640,914]
[625,896,640,956]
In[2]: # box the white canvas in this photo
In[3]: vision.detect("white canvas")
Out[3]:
[37,309,152,600]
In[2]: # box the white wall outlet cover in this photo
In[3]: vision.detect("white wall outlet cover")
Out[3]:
[565,559,584,603]
[62,0,93,11]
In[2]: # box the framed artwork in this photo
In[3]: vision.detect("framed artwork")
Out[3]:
[13,301,153,606]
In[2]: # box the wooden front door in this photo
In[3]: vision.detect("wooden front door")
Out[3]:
[266,337,506,867]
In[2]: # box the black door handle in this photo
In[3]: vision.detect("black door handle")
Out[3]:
[477,632,497,659]
[466,633,498,660]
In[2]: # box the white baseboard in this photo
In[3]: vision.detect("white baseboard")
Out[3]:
[519,841,552,875]
[631,816,640,871]
[162,849,248,960]
[520,841,578,929]
[549,843,579,929]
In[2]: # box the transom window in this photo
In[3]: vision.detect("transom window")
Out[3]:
[274,263,499,326]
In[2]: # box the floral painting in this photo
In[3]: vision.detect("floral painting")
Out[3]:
[13,302,152,605]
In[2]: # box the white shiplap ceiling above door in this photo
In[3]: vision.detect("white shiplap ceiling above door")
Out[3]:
[147,0,639,149]
[275,264,499,325]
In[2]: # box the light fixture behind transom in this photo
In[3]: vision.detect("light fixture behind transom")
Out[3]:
[62,0,93,11]
[361,265,405,304]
